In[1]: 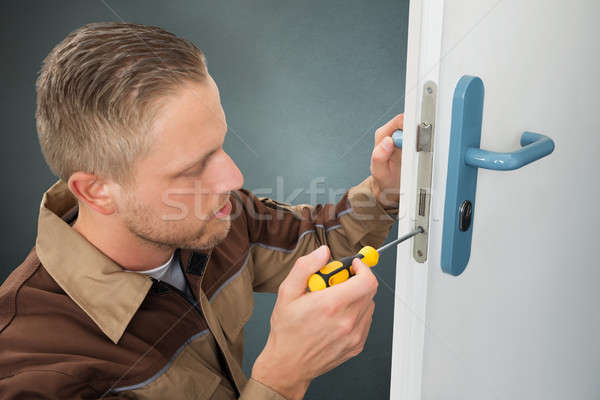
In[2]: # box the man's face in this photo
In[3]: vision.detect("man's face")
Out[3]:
[115,74,244,251]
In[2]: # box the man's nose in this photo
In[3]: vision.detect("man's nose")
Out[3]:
[221,151,244,192]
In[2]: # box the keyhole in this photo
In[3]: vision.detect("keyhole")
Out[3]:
[458,200,472,232]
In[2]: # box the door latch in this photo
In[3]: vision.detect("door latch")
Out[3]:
[413,81,437,263]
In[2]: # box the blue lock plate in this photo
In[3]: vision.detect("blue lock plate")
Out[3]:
[441,76,555,276]
[441,76,484,276]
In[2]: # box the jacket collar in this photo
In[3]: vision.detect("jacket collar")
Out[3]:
[35,180,154,344]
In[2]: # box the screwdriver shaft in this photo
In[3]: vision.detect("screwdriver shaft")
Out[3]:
[376,226,424,254]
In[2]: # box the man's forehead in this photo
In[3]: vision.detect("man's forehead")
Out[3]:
[142,78,226,167]
[159,78,222,131]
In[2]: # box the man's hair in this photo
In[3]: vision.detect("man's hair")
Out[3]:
[36,22,208,185]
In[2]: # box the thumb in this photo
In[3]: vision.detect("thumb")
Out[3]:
[278,245,331,302]
[350,256,369,276]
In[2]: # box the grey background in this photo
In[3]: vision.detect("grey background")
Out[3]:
[0,1,408,398]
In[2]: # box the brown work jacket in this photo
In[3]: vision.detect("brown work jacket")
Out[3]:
[0,176,397,399]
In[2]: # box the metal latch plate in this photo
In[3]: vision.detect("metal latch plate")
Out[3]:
[413,82,437,263]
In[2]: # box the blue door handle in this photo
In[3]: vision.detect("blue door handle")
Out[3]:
[441,75,555,276]
[392,129,403,148]
[465,131,555,170]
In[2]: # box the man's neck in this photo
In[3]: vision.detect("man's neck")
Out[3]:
[72,206,174,272]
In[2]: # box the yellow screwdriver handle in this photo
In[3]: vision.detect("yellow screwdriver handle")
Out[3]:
[307,246,379,292]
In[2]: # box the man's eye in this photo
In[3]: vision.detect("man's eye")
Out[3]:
[185,159,210,177]
[185,167,204,177]
[182,150,218,177]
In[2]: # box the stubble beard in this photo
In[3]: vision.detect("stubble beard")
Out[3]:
[121,192,231,252]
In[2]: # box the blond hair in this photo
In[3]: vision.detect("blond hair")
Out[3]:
[36,22,208,185]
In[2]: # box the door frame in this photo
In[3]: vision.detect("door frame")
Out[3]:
[390,0,444,398]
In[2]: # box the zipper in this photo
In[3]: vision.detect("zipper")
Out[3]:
[198,248,213,287]
[150,277,204,318]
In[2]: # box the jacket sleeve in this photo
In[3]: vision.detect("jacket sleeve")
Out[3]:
[239,377,289,400]
[236,176,399,293]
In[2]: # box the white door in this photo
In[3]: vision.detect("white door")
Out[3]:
[390,0,600,399]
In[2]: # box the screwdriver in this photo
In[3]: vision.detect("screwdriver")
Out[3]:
[307,226,425,291]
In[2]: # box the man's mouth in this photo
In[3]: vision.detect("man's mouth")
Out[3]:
[213,199,232,219]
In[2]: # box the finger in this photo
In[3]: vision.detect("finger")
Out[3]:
[321,258,379,305]
[351,300,375,353]
[374,113,404,147]
[344,295,375,332]
[370,136,395,180]
[346,258,379,304]
[278,245,331,303]
[390,143,403,165]
[323,300,375,367]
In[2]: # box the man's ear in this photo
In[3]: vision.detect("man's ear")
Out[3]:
[67,172,117,215]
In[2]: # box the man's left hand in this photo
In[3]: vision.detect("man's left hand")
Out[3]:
[370,113,403,209]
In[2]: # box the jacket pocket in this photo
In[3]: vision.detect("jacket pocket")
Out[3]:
[116,333,222,400]
[209,381,238,400]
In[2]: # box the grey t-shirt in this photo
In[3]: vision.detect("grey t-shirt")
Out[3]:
[132,251,194,300]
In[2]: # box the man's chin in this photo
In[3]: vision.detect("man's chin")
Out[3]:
[187,219,231,251]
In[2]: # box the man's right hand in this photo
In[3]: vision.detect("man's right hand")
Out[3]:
[250,245,379,400]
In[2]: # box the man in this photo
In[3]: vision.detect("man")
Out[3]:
[0,22,403,399]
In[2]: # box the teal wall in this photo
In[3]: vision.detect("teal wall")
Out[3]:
[1,1,409,398]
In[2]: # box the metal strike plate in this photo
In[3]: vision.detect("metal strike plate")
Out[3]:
[413,81,437,263]
[416,122,432,152]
